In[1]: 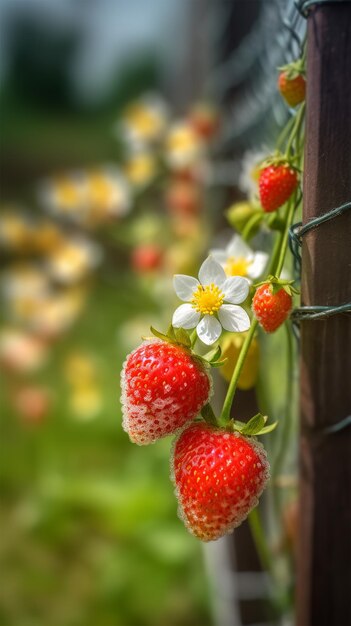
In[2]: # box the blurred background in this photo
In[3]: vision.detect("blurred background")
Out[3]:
[0,1,305,625]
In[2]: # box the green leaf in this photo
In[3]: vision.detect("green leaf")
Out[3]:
[201,404,218,427]
[255,422,278,435]
[167,324,177,340]
[150,326,171,342]
[209,358,227,368]
[203,345,222,363]
[240,413,266,435]
[174,328,191,347]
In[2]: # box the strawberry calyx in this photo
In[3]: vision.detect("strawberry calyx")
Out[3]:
[148,325,227,368]
[259,151,298,171]
[229,412,278,436]
[253,275,299,296]
[278,58,305,80]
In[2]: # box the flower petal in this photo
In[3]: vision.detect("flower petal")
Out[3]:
[248,252,269,280]
[226,234,253,261]
[173,274,199,301]
[196,315,222,345]
[223,276,250,304]
[210,249,228,265]
[198,256,226,287]
[218,304,251,332]
[172,304,200,329]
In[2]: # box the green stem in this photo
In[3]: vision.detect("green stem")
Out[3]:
[272,323,294,479]
[276,113,295,152]
[242,212,263,242]
[219,319,258,425]
[275,198,297,277]
[248,507,274,576]
[285,102,305,160]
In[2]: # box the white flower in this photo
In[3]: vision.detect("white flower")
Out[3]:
[238,149,268,200]
[164,121,203,170]
[172,256,250,346]
[211,234,268,282]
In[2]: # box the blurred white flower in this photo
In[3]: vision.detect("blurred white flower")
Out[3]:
[172,256,250,345]
[211,235,268,282]
[38,172,87,222]
[123,151,157,189]
[238,149,267,200]
[46,237,102,284]
[164,121,203,171]
[85,166,131,220]
[116,93,168,149]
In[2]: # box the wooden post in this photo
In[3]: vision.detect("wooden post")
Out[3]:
[297,4,351,626]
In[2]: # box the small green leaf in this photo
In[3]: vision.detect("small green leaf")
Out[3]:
[150,326,171,342]
[209,358,227,368]
[203,345,222,363]
[238,413,266,435]
[167,324,177,340]
[174,327,191,347]
[201,404,218,427]
[255,422,278,435]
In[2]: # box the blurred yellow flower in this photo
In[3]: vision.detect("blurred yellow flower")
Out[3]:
[85,167,131,222]
[124,152,157,189]
[219,332,260,390]
[164,122,203,170]
[64,351,98,385]
[46,237,102,284]
[117,94,168,148]
[69,384,103,421]
[39,173,87,221]
[0,210,33,251]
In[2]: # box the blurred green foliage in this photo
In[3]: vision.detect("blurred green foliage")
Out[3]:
[0,276,213,626]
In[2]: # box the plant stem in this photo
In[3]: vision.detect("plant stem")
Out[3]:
[272,322,295,513]
[248,507,274,576]
[275,198,297,277]
[219,319,258,424]
[242,213,263,242]
[285,102,305,160]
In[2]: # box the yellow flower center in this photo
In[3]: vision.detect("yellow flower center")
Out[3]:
[191,283,224,315]
[125,106,161,136]
[224,256,250,277]
[88,173,112,209]
[55,179,81,209]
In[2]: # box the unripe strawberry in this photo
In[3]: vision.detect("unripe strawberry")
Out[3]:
[121,340,211,445]
[278,72,305,107]
[259,164,298,212]
[171,422,269,541]
[131,244,163,273]
[252,283,292,332]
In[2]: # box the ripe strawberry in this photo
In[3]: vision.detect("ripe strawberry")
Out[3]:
[252,283,292,332]
[259,164,298,212]
[121,340,211,445]
[171,422,269,541]
[278,72,305,107]
[131,244,163,273]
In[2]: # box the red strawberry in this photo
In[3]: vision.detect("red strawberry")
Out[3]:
[131,245,163,273]
[121,340,211,445]
[252,283,292,332]
[278,72,305,107]
[171,422,269,541]
[259,164,298,212]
